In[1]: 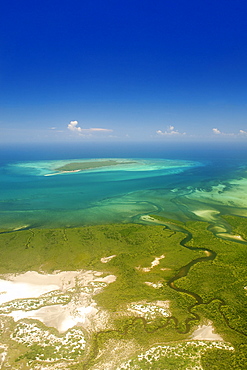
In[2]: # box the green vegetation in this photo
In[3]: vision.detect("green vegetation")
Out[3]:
[222,214,247,240]
[174,219,247,345]
[0,216,246,369]
[55,160,135,172]
[149,214,186,227]
[117,341,235,370]
[0,224,200,311]
[201,345,247,370]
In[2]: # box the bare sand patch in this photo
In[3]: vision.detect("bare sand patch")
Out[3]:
[127,300,170,319]
[100,274,116,283]
[216,233,245,242]
[0,270,116,333]
[140,215,157,222]
[136,255,165,273]
[13,225,30,231]
[140,215,166,224]
[31,364,71,370]
[192,209,220,221]
[144,281,163,289]
[101,255,116,263]
[191,322,223,341]
[91,339,142,370]
[0,344,8,369]
[0,270,92,305]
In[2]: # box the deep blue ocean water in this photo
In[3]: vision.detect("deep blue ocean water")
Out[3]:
[0,142,247,229]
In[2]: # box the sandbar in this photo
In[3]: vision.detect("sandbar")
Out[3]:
[192,209,220,221]
[216,233,245,242]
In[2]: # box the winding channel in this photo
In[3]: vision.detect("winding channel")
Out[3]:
[1,219,246,369]
[81,217,247,369]
[150,218,247,337]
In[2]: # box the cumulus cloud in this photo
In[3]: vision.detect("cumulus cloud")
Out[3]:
[68,121,82,132]
[156,126,186,136]
[67,121,113,134]
[212,128,221,134]
[212,128,247,136]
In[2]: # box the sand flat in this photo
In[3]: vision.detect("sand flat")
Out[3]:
[191,322,223,341]
[0,270,96,304]
[136,254,165,272]
[192,209,220,221]
[0,270,116,333]
[216,233,245,241]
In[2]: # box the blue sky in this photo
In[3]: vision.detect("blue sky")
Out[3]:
[1,0,247,143]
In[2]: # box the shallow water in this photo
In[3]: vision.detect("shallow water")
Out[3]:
[0,142,247,230]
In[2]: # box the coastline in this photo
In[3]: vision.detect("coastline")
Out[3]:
[44,169,81,176]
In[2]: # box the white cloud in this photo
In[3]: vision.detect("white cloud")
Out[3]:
[212,128,247,136]
[87,128,113,132]
[239,129,247,135]
[67,121,113,135]
[68,121,82,132]
[212,128,221,134]
[156,126,186,136]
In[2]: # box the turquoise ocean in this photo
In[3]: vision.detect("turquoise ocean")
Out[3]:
[1,142,247,233]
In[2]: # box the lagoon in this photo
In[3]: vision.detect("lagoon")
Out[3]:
[1,143,247,230]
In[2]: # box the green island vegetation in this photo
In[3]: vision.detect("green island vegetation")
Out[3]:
[55,160,135,172]
[0,215,246,369]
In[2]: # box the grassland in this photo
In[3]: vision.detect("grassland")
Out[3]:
[0,216,246,369]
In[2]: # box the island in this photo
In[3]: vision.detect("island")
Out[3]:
[54,160,136,173]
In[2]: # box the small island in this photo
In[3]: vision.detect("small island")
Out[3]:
[55,160,136,173]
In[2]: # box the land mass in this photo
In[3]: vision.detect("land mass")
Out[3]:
[0,216,246,369]
[55,160,136,173]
